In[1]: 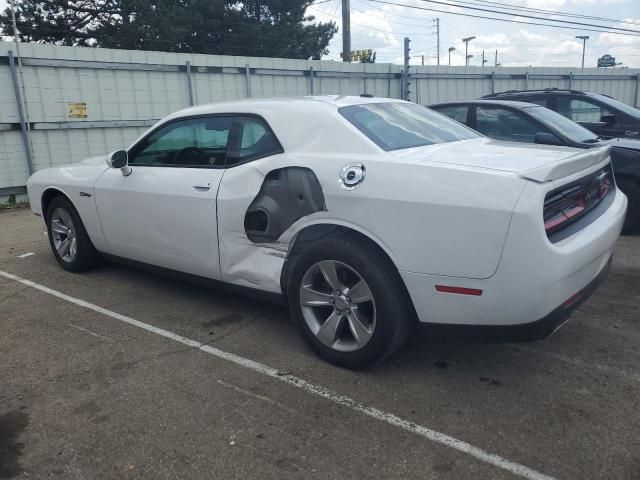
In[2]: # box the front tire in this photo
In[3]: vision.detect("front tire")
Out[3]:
[46,195,101,272]
[286,234,413,368]
[618,177,640,234]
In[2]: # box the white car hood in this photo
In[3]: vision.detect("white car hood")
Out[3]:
[392,137,610,182]
[79,155,109,166]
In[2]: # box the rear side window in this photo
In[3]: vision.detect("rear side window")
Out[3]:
[557,97,613,123]
[433,105,469,125]
[339,102,479,151]
[527,97,548,107]
[227,117,283,167]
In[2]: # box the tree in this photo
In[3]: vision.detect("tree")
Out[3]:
[0,0,337,59]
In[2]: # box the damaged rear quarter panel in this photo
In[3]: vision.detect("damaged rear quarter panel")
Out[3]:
[217,152,525,294]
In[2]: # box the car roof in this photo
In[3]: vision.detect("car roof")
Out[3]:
[483,89,596,98]
[165,95,404,120]
[430,99,539,109]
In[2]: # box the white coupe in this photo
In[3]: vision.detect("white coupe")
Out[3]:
[27,96,627,367]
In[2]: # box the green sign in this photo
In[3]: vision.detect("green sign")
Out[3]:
[597,54,616,68]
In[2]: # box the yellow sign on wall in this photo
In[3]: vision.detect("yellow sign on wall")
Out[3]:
[67,102,87,118]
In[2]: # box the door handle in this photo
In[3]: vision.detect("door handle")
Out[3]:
[193,183,212,191]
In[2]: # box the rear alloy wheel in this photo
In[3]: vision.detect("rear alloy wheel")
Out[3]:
[287,234,413,368]
[300,260,377,352]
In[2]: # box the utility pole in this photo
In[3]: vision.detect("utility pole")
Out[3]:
[494,49,500,67]
[421,55,424,66]
[576,35,589,68]
[466,54,474,66]
[482,50,487,67]
[462,36,475,67]
[403,37,411,101]
[435,18,440,66]
[342,0,351,62]
[448,47,455,66]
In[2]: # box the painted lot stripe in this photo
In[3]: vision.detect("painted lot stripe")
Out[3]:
[17,252,35,258]
[0,269,555,480]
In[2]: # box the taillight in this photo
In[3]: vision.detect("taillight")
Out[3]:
[543,166,612,236]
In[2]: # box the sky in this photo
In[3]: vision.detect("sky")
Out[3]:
[306,0,640,68]
[1,0,638,68]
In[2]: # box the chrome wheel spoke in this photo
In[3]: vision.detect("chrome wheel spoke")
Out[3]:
[301,285,334,307]
[57,237,71,257]
[51,219,68,235]
[318,260,344,292]
[348,280,373,304]
[316,310,344,347]
[69,237,78,258]
[347,308,373,346]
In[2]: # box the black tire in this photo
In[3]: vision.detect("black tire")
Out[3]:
[286,234,414,368]
[618,177,640,234]
[45,195,101,272]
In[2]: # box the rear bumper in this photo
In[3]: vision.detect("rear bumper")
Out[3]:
[401,181,626,331]
[423,255,612,342]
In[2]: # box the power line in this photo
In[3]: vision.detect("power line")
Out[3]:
[365,0,640,37]
[444,0,625,24]
[412,0,640,35]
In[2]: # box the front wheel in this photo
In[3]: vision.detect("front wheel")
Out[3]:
[286,234,414,368]
[46,195,101,272]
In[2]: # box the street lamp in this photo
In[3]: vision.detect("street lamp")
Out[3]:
[462,36,476,67]
[448,47,455,66]
[576,35,589,68]
[466,54,474,66]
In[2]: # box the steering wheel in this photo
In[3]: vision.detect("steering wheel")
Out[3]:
[174,146,209,166]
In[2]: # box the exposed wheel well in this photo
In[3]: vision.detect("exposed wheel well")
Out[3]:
[280,224,417,319]
[41,188,67,216]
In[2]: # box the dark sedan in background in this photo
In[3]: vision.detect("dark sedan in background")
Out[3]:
[431,99,640,233]
[481,89,640,139]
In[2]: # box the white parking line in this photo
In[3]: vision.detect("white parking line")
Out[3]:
[17,252,35,258]
[0,269,555,480]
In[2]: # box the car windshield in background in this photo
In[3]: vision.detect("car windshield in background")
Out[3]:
[339,102,480,151]
[593,94,640,119]
[525,105,598,143]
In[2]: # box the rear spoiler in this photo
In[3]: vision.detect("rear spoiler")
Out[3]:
[519,145,611,183]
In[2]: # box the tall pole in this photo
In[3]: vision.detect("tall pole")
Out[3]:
[494,49,498,67]
[436,18,440,66]
[462,36,475,67]
[482,50,485,67]
[448,47,455,66]
[342,0,351,62]
[576,35,589,68]
[403,37,411,101]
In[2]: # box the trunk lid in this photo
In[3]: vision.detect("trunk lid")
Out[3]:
[391,137,610,182]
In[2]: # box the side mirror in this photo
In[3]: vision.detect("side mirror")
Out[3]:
[106,150,132,176]
[534,132,563,146]
[600,113,616,126]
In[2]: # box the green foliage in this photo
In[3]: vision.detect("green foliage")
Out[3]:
[0,0,337,59]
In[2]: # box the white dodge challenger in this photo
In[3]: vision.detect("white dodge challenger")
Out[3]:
[27,96,627,367]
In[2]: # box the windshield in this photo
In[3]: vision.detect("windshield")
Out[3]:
[592,94,640,119]
[525,105,598,143]
[339,102,480,151]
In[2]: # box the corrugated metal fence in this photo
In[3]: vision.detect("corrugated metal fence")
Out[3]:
[2,42,640,195]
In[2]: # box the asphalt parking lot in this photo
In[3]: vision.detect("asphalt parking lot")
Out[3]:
[1,208,639,480]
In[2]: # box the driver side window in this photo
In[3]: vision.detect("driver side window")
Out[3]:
[129,117,232,168]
